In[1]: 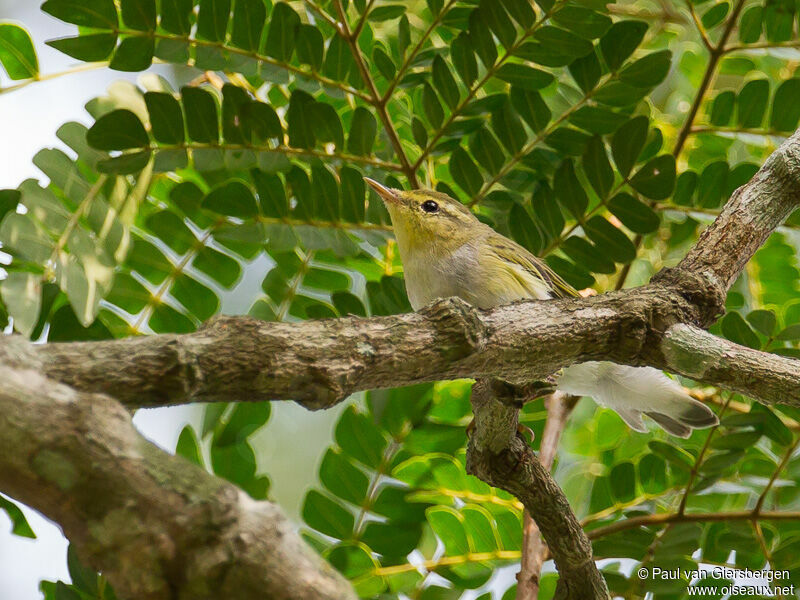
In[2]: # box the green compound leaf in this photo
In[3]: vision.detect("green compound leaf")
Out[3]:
[771,79,800,132]
[451,32,478,87]
[554,158,588,219]
[347,107,377,156]
[41,0,117,29]
[450,147,483,196]
[161,0,193,35]
[619,50,672,88]
[720,312,761,349]
[702,2,729,29]
[611,116,648,178]
[738,6,763,43]
[600,20,648,72]
[197,0,231,43]
[710,90,735,126]
[0,495,35,538]
[607,193,660,234]
[629,154,676,200]
[582,136,613,198]
[609,461,636,502]
[427,506,470,556]
[175,425,204,467]
[120,0,156,31]
[110,36,155,72]
[303,490,355,540]
[231,0,267,52]
[203,180,259,219]
[432,55,460,110]
[583,216,636,263]
[46,33,117,62]
[736,79,769,128]
[182,86,220,143]
[144,92,185,145]
[422,82,445,128]
[508,202,543,255]
[87,110,150,151]
[495,64,555,90]
[296,24,324,71]
[746,309,776,337]
[0,24,38,80]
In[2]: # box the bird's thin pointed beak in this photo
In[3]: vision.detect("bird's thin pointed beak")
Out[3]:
[364,177,399,204]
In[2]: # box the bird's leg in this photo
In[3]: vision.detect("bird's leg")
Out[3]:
[491,373,561,409]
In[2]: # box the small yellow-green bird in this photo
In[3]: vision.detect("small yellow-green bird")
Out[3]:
[364,178,719,438]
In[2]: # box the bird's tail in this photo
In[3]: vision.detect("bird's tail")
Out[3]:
[555,361,719,438]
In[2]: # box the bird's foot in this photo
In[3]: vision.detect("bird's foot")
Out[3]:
[517,423,535,445]
[492,376,560,408]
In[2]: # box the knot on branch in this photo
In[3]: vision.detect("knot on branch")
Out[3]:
[0,334,41,370]
[419,297,489,361]
[651,267,726,327]
[291,374,349,411]
[200,314,265,334]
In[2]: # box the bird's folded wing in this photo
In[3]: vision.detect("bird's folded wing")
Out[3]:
[488,235,580,300]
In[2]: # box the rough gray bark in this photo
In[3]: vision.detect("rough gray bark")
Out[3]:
[466,383,608,600]
[0,337,356,600]
[30,281,799,411]
[678,130,800,292]
[661,324,800,402]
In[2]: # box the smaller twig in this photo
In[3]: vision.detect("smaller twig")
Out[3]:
[131,225,218,334]
[332,0,419,186]
[677,394,730,515]
[0,62,111,95]
[467,380,610,599]
[685,0,714,51]
[753,437,800,516]
[691,126,789,139]
[351,0,377,40]
[673,0,748,156]
[607,3,686,24]
[412,2,566,173]
[517,393,577,600]
[302,0,342,32]
[585,510,800,542]
[381,0,458,103]
[724,40,800,53]
[141,141,405,171]
[618,0,749,292]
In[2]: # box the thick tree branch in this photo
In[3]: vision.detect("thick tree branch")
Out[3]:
[466,382,610,600]
[677,130,800,291]
[659,324,800,405]
[0,338,356,600]
[29,282,798,411]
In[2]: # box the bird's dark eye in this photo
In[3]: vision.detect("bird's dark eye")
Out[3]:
[421,200,439,213]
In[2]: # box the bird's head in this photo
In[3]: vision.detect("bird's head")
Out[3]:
[364,178,480,257]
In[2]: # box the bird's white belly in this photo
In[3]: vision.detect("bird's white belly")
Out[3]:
[403,246,479,310]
